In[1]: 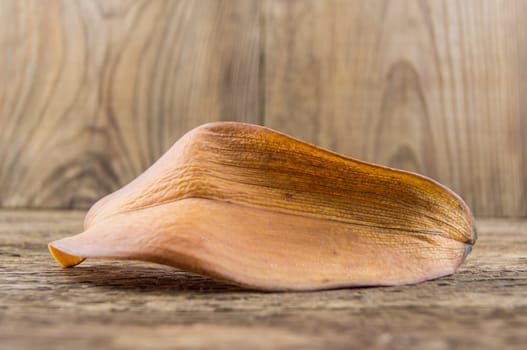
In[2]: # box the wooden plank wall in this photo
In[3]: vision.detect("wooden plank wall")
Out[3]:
[0,0,261,208]
[0,0,526,217]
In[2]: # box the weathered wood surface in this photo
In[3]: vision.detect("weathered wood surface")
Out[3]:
[0,211,525,349]
[1,0,526,217]
[0,0,261,208]
[264,0,527,217]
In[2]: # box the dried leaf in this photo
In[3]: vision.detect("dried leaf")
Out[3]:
[49,122,476,291]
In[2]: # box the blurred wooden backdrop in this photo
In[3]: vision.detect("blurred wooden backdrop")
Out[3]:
[0,0,525,217]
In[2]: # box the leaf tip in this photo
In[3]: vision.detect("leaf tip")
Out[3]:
[48,242,85,268]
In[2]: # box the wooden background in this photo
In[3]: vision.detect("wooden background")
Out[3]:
[0,0,526,217]
[1,2,526,349]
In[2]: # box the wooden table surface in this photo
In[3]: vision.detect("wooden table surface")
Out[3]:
[1,211,525,349]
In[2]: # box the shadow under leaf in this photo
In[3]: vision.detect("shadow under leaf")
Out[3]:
[54,260,251,294]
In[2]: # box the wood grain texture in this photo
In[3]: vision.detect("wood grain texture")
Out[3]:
[264,0,527,217]
[1,0,526,217]
[0,211,526,349]
[0,0,261,208]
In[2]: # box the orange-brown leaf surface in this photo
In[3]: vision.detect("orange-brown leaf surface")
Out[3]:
[49,122,476,291]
